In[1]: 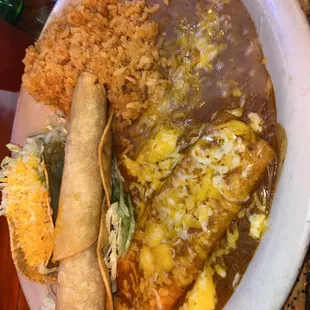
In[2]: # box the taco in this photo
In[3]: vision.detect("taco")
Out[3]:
[0,116,66,284]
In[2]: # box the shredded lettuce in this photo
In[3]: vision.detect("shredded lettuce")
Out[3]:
[1,156,13,169]
[111,154,136,255]
[104,202,122,292]
[104,154,136,292]
[43,141,65,223]
[6,143,21,153]
[0,112,67,218]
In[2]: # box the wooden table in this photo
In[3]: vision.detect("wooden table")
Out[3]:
[0,1,309,310]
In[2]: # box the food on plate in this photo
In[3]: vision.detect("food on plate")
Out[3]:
[116,113,275,309]
[111,1,280,308]
[97,104,115,310]
[53,72,108,260]
[57,243,106,310]
[22,0,168,130]
[54,73,110,309]
[0,116,66,284]
[1,0,284,308]
[103,153,136,294]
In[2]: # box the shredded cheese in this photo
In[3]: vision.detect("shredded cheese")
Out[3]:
[248,112,263,133]
[249,214,267,239]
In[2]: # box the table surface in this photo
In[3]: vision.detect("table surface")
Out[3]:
[0,1,310,309]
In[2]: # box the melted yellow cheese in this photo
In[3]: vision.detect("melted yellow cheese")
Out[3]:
[225,107,244,117]
[227,225,239,250]
[139,243,173,275]
[137,128,181,164]
[144,222,166,248]
[153,244,174,273]
[123,127,184,200]
[249,214,267,239]
[139,246,156,276]
[180,266,216,310]
[248,112,263,133]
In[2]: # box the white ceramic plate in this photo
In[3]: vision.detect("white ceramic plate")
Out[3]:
[12,0,310,309]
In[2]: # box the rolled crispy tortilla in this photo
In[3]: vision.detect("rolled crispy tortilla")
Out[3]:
[53,72,107,261]
[56,243,105,310]
[55,72,110,309]
[99,108,114,208]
